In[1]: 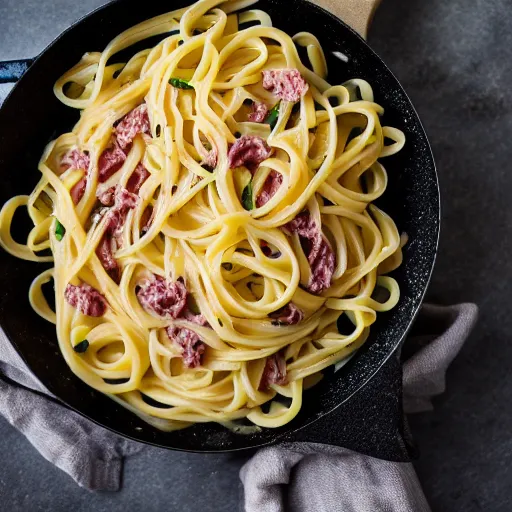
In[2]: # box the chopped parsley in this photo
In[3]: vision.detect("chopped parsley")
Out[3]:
[169,77,194,90]
[241,182,254,211]
[264,102,280,129]
[55,219,65,241]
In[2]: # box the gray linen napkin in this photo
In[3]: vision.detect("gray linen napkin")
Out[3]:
[0,331,143,491]
[240,303,478,512]
[0,302,477,498]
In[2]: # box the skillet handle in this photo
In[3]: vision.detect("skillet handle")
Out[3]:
[0,59,34,84]
[283,349,416,462]
[315,0,382,39]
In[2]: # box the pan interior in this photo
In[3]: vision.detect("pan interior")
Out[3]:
[0,0,438,451]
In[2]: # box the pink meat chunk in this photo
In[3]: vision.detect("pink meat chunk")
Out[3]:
[98,143,127,183]
[262,68,309,102]
[270,302,304,326]
[114,187,138,210]
[228,135,272,171]
[103,187,138,236]
[61,149,90,205]
[283,211,335,294]
[97,185,116,206]
[115,103,151,150]
[248,102,269,123]
[96,235,120,282]
[203,147,218,170]
[166,325,206,368]
[97,163,148,206]
[70,177,87,205]
[137,275,188,319]
[256,170,283,207]
[65,283,107,317]
[126,163,150,194]
[259,352,287,391]
[61,149,90,172]
[96,187,138,282]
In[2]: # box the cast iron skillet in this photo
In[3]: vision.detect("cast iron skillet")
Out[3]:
[0,0,439,456]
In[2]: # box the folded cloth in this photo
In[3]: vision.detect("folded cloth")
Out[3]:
[0,332,143,491]
[240,303,478,512]
[0,303,477,497]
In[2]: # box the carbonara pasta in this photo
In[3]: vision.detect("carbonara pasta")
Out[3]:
[0,0,406,430]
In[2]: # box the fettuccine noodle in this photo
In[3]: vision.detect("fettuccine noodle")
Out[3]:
[0,0,405,431]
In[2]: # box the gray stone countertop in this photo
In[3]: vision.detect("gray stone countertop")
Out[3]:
[1,0,511,510]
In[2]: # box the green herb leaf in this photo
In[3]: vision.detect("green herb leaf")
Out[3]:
[241,182,254,211]
[73,339,89,353]
[169,77,194,90]
[264,102,280,129]
[55,219,65,241]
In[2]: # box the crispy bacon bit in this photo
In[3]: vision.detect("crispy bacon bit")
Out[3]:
[256,170,283,207]
[203,148,218,170]
[262,68,309,102]
[283,211,335,294]
[98,143,126,183]
[270,303,304,325]
[166,325,206,368]
[126,163,150,194]
[137,275,187,319]
[61,149,90,172]
[64,283,107,317]
[115,103,151,150]
[228,135,272,171]
[259,352,287,391]
[248,102,269,123]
